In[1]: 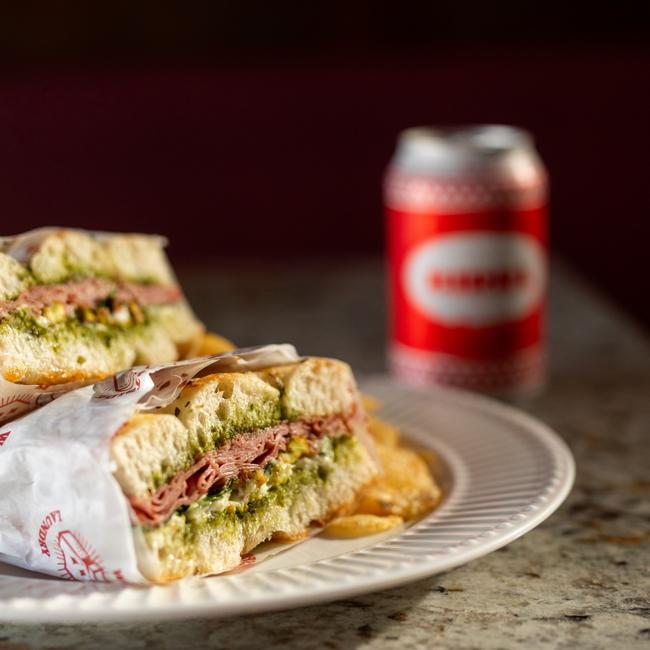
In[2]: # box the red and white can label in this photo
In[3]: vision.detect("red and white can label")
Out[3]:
[386,175,547,394]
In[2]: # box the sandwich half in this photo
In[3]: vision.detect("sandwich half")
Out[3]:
[0,228,203,385]
[110,356,378,582]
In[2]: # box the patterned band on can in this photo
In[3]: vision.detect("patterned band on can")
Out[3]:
[389,342,545,394]
[384,172,546,214]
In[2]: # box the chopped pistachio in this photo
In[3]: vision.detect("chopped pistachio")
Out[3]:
[79,307,96,323]
[129,302,145,325]
[43,301,66,324]
[96,306,110,324]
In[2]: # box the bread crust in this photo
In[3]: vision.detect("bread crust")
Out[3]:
[111,355,377,582]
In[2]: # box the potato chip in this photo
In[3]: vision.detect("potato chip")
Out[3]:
[325,514,403,538]
[272,529,309,542]
[367,416,401,447]
[356,443,442,520]
[197,332,236,356]
[361,393,382,413]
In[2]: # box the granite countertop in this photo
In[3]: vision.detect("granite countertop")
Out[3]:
[2,260,649,649]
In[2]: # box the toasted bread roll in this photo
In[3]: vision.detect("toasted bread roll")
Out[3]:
[0,228,204,386]
[112,414,195,500]
[109,355,377,582]
[29,230,116,284]
[0,253,31,301]
[103,234,174,284]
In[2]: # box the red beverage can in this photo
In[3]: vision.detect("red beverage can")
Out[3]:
[384,125,548,395]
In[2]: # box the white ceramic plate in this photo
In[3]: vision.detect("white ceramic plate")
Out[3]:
[0,378,574,623]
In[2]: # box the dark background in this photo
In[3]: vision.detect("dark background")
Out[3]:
[0,2,648,325]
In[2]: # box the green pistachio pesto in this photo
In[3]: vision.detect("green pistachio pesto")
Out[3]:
[151,457,195,493]
[14,266,35,289]
[0,306,152,351]
[208,399,282,448]
[147,435,357,549]
[255,371,304,422]
[140,436,367,573]
[147,400,283,492]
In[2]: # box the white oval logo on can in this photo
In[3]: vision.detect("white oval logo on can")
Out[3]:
[402,233,545,326]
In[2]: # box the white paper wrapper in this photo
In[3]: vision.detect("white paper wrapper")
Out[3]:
[0,227,199,425]
[0,344,301,584]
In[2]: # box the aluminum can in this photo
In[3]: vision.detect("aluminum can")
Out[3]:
[384,125,548,395]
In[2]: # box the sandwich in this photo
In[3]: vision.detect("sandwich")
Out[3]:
[110,356,378,581]
[0,228,203,386]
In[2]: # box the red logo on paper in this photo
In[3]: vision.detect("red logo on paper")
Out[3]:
[0,431,10,448]
[0,395,33,424]
[36,510,124,582]
[55,530,107,582]
[38,509,63,557]
[94,369,144,399]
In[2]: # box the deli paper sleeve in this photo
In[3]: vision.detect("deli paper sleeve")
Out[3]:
[0,344,300,584]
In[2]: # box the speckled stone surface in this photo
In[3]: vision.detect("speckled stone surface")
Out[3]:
[1,260,649,649]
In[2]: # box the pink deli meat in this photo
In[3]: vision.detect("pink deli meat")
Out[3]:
[128,412,357,528]
[0,278,181,320]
